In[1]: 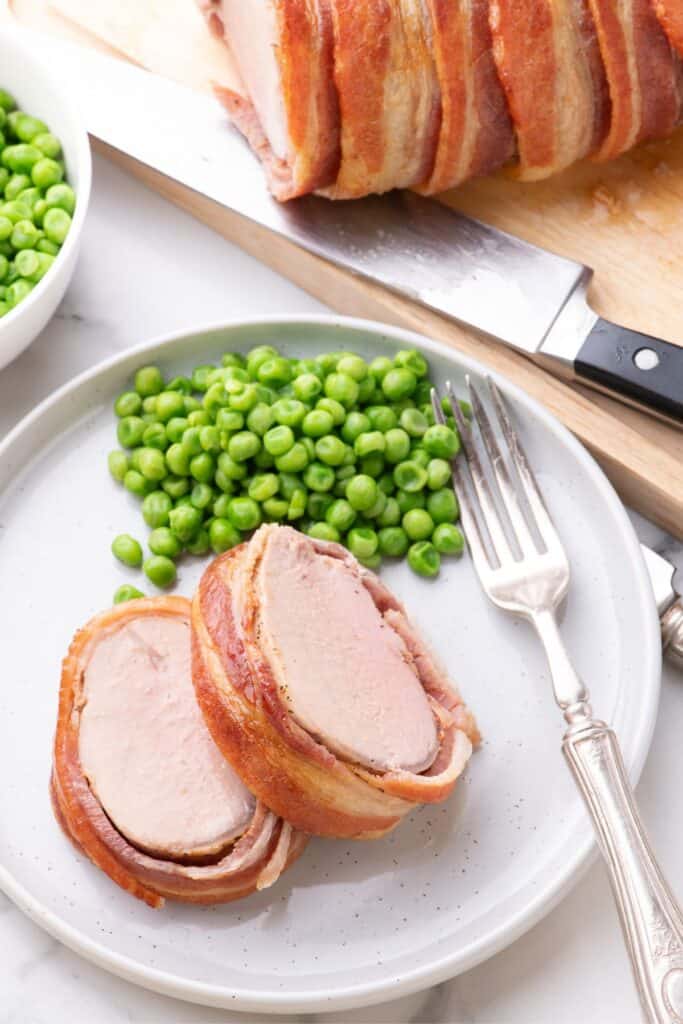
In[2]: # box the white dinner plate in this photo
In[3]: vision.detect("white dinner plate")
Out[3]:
[0,316,660,1013]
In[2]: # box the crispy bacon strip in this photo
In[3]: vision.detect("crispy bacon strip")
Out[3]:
[199,0,340,200]
[52,597,306,908]
[489,0,610,179]
[418,0,515,193]
[587,0,683,161]
[321,0,441,198]
[192,535,478,839]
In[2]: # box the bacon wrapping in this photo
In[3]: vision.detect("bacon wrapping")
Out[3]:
[192,528,479,839]
[654,0,683,57]
[198,0,340,199]
[51,597,306,909]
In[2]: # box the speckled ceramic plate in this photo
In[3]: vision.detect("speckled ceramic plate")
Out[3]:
[0,317,660,1014]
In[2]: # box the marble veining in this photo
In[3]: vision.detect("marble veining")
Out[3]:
[0,154,681,1024]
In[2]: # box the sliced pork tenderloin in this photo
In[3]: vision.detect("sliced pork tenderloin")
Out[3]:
[192,525,478,839]
[198,0,340,199]
[52,596,306,908]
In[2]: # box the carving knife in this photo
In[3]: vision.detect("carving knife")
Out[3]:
[6,23,683,425]
[641,545,683,668]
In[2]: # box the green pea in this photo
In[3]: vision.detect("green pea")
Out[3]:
[359,452,385,478]
[366,406,397,432]
[381,367,417,401]
[4,277,32,308]
[324,371,359,408]
[253,449,275,470]
[107,450,129,482]
[423,424,460,459]
[111,533,143,568]
[31,157,63,189]
[169,505,202,542]
[143,555,177,588]
[162,417,186,444]
[148,527,182,558]
[224,496,259,531]
[123,469,150,497]
[217,451,248,481]
[357,376,378,404]
[271,398,306,428]
[378,526,409,557]
[394,349,428,378]
[165,442,190,476]
[228,431,261,462]
[292,372,323,401]
[138,447,167,482]
[364,489,387,520]
[0,215,11,240]
[432,523,464,555]
[209,517,241,553]
[188,410,211,428]
[248,473,279,502]
[246,344,279,378]
[307,522,340,543]
[4,173,30,200]
[166,375,192,395]
[2,144,42,172]
[153,391,184,423]
[0,90,16,112]
[257,356,292,387]
[117,415,146,449]
[382,427,410,464]
[278,473,304,501]
[184,397,201,415]
[427,487,459,524]
[135,366,164,397]
[190,482,215,510]
[304,461,336,493]
[307,492,334,521]
[264,424,295,456]
[336,354,368,380]
[140,423,168,451]
[12,249,39,281]
[408,541,440,577]
[16,186,41,210]
[113,584,145,605]
[341,412,370,443]
[402,508,435,541]
[275,442,309,473]
[337,463,356,482]
[358,551,382,570]
[180,426,202,454]
[114,390,142,418]
[33,132,61,159]
[191,364,213,391]
[397,489,426,514]
[369,356,393,381]
[186,527,211,556]
[287,489,307,521]
[12,114,48,142]
[377,496,401,527]
[246,402,274,436]
[197,425,220,453]
[190,452,215,483]
[10,218,40,249]
[354,431,385,459]
[346,474,378,512]
[33,201,48,229]
[347,527,379,561]
[393,460,428,492]
[426,459,451,490]
[262,497,289,521]
[1,199,31,223]
[142,490,172,529]
[325,498,356,532]
[316,397,346,425]
[220,352,245,369]
[400,407,428,438]
[299,409,331,439]
[0,254,7,282]
[315,434,348,467]
[410,447,430,469]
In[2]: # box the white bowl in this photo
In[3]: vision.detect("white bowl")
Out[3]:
[0,27,92,370]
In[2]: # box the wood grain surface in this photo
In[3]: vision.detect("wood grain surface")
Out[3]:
[4,0,683,536]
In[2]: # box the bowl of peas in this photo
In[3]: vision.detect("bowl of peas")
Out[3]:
[0,29,91,370]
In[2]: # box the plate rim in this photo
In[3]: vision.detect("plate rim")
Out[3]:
[0,313,662,1013]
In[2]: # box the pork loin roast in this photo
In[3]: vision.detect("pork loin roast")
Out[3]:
[51,596,306,908]
[192,525,478,839]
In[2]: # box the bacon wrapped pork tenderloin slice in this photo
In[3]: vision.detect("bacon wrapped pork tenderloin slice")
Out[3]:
[586,0,683,161]
[418,0,514,194]
[488,0,609,180]
[197,0,340,200]
[321,0,441,198]
[192,525,478,839]
[51,596,306,909]
[654,0,683,57]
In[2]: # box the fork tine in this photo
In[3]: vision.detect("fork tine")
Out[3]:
[446,380,514,566]
[467,380,539,557]
[487,377,560,548]
[430,387,492,574]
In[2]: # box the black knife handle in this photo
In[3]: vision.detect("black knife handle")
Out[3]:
[575,318,683,421]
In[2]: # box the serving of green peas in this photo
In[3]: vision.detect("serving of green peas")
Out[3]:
[0,89,75,318]
[108,345,467,597]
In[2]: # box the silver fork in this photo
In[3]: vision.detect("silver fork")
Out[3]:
[432,378,683,1024]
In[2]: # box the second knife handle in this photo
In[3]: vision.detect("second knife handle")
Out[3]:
[563,717,683,1023]
[575,318,683,423]
[662,600,683,669]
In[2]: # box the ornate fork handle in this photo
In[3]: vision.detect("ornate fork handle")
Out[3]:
[564,711,683,1023]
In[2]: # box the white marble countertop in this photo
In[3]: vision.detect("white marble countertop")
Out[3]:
[1,154,682,1024]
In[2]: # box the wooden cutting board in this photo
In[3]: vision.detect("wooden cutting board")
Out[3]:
[4,0,683,537]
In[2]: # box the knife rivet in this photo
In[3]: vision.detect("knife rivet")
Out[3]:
[633,348,660,371]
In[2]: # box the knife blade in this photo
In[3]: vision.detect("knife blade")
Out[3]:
[7,23,683,425]
[641,544,683,668]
